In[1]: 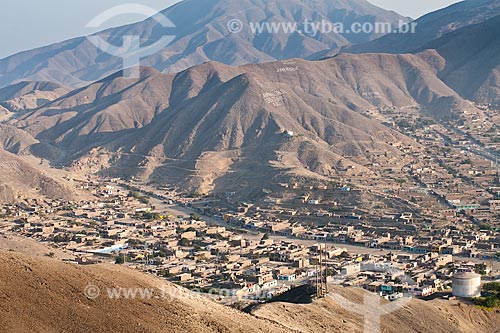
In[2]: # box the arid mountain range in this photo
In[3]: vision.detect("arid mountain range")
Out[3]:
[0,0,499,199]
[346,0,500,104]
[0,0,408,89]
[1,1,500,331]
[6,51,473,194]
[347,0,500,55]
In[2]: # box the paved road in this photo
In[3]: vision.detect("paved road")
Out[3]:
[148,196,263,241]
[268,235,403,256]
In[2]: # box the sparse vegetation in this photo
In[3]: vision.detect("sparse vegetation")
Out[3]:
[179,238,191,247]
[128,191,150,204]
[115,256,125,264]
[474,282,500,308]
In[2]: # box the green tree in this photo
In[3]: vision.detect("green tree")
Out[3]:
[483,282,500,293]
[475,263,488,275]
[179,238,191,247]
[190,213,201,221]
[115,255,125,264]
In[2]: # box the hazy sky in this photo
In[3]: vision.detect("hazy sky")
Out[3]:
[0,0,463,59]
[368,0,463,18]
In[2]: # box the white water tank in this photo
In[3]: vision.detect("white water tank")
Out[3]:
[452,272,481,298]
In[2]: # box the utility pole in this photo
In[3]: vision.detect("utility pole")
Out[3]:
[324,242,328,294]
[491,256,494,277]
[315,262,318,298]
[319,249,323,297]
[318,246,326,298]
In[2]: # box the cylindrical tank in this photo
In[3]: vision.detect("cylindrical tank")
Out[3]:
[452,272,481,298]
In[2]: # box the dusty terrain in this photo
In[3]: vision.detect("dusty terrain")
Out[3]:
[0,233,75,260]
[252,286,500,333]
[0,148,87,203]
[0,251,288,333]
[6,51,472,194]
[0,251,499,333]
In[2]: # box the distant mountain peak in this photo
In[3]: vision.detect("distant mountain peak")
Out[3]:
[0,0,408,88]
[344,0,500,104]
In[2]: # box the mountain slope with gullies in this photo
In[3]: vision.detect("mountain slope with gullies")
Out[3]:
[413,14,500,104]
[347,0,500,55]
[345,0,500,104]
[0,148,80,203]
[8,52,474,194]
[0,81,70,112]
[11,68,174,148]
[0,0,409,88]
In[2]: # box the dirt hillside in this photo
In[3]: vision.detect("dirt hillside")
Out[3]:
[252,286,500,333]
[1,251,499,333]
[0,251,288,333]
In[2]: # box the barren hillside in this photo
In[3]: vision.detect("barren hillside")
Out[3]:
[0,0,408,88]
[0,149,80,203]
[8,52,473,193]
[346,0,500,104]
[1,252,498,333]
[252,287,500,333]
[0,81,70,111]
[0,251,288,333]
[347,0,500,55]
[414,15,500,104]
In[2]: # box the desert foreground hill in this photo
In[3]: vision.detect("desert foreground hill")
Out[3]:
[1,251,499,333]
[0,251,288,333]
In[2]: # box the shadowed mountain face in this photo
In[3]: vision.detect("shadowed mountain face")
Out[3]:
[345,0,500,104]
[8,51,473,194]
[0,81,70,112]
[414,15,500,104]
[347,0,500,55]
[0,0,408,88]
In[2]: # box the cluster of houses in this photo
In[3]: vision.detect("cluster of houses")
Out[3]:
[0,170,498,304]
